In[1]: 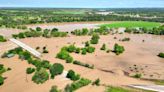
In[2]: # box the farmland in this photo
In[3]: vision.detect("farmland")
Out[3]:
[101,21,160,28]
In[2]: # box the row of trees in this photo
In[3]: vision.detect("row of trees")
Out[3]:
[12,27,68,39]
[125,25,164,35]
[71,26,109,36]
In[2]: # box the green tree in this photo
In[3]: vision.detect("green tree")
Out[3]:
[36,27,42,31]
[100,44,106,50]
[113,43,125,55]
[49,63,64,79]
[26,67,35,74]
[32,68,49,84]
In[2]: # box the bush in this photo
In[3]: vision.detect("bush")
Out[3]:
[85,41,90,47]
[56,50,70,60]
[75,48,80,53]
[67,45,76,53]
[0,76,4,86]
[90,34,100,44]
[100,44,106,50]
[41,60,51,69]
[26,67,35,74]
[32,68,49,84]
[158,52,164,58]
[81,48,87,55]
[50,85,60,92]
[113,43,125,55]
[73,60,94,69]
[133,73,142,78]
[66,70,80,81]
[36,27,42,31]
[64,78,91,92]
[92,78,100,86]
[43,49,49,53]
[121,37,130,41]
[0,35,7,42]
[66,56,74,63]
[49,63,64,79]
[86,46,95,53]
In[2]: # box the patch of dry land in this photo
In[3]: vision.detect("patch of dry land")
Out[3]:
[0,22,164,92]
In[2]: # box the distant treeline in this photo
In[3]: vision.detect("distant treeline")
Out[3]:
[0,8,163,28]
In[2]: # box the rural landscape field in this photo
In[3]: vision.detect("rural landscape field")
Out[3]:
[0,0,164,92]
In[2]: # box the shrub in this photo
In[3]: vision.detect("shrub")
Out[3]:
[92,78,100,86]
[50,85,60,92]
[64,78,91,92]
[32,68,49,84]
[158,52,164,58]
[67,45,76,53]
[43,49,49,53]
[0,35,7,42]
[49,63,64,79]
[51,28,58,32]
[56,50,70,60]
[66,70,80,81]
[121,37,130,41]
[81,48,87,55]
[85,41,90,47]
[26,67,35,74]
[66,56,74,63]
[106,49,110,53]
[0,76,4,86]
[75,48,80,53]
[73,60,94,69]
[90,34,100,44]
[113,43,125,55]
[36,27,42,31]
[86,46,95,53]
[132,73,142,78]
[100,44,106,50]
[41,60,51,69]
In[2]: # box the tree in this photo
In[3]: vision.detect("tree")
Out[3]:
[26,67,35,74]
[81,48,87,55]
[158,52,164,58]
[113,43,125,55]
[0,35,7,42]
[50,85,60,92]
[32,68,49,84]
[0,76,4,86]
[66,56,73,63]
[56,50,70,60]
[100,43,106,50]
[49,63,64,79]
[86,46,95,53]
[85,41,90,47]
[90,34,100,44]
[66,70,80,81]
[92,78,100,86]
[51,28,58,32]
[36,27,42,31]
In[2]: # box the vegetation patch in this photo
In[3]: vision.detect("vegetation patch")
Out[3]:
[113,43,125,55]
[64,78,91,92]
[158,52,164,58]
[101,21,160,28]
[0,35,7,42]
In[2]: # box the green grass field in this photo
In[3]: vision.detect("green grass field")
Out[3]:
[101,21,160,28]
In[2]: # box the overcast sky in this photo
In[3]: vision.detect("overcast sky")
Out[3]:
[0,0,164,8]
